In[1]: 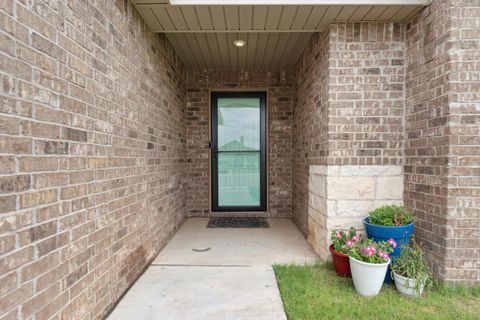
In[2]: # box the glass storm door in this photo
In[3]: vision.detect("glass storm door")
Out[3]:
[211,92,266,212]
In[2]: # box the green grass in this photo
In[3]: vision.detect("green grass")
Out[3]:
[273,263,480,320]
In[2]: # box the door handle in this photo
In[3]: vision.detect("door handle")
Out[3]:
[210,143,218,153]
[210,142,218,159]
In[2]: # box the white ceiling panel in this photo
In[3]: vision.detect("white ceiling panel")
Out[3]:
[133,1,425,70]
[167,32,321,70]
[138,4,424,32]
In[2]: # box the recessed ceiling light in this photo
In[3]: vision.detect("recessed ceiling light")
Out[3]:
[233,40,246,47]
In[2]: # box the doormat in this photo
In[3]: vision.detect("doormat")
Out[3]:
[207,217,269,228]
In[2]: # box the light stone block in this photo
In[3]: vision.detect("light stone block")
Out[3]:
[326,165,340,176]
[326,200,336,217]
[376,176,404,199]
[336,165,402,176]
[308,191,326,213]
[307,217,328,260]
[307,164,404,262]
[326,218,364,231]
[308,206,325,226]
[374,200,403,207]
[309,173,326,196]
[309,165,327,175]
[336,200,375,217]
[327,176,375,200]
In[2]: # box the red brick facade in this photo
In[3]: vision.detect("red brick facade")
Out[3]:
[186,70,294,218]
[0,0,186,318]
[405,0,480,284]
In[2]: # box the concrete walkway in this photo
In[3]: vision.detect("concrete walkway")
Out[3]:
[107,218,318,320]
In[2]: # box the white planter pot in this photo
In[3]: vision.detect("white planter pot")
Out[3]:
[393,271,425,298]
[349,256,390,297]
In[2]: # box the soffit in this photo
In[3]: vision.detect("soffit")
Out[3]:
[132,1,426,70]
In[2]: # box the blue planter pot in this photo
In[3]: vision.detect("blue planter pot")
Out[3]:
[363,217,414,283]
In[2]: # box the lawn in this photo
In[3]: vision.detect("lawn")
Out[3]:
[273,263,480,320]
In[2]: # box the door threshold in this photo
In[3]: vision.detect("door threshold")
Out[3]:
[210,211,268,217]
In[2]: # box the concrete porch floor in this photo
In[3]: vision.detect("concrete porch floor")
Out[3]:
[107,218,318,320]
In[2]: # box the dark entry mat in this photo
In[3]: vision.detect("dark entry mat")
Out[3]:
[207,217,269,228]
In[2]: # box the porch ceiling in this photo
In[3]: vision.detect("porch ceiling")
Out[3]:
[133,1,426,70]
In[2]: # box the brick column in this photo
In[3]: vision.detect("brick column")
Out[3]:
[405,0,480,284]
[295,6,479,284]
[294,22,406,258]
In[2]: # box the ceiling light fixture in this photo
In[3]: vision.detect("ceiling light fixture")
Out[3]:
[233,40,246,47]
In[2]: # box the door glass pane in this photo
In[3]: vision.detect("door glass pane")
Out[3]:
[218,152,260,206]
[217,98,260,151]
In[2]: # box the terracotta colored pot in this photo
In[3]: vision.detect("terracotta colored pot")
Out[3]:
[329,244,351,277]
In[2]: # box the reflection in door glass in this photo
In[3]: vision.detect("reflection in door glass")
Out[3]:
[218,153,260,206]
[217,98,260,151]
[217,98,261,207]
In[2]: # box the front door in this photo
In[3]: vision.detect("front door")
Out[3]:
[211,92,267,212]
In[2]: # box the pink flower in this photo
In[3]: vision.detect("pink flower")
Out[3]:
[336,232,343,239]
[388,239,397,248]
[366,246,376,253]
[352,235,360,242]
[363,247,374,256]
[378,251,389,259]
[346,240,353,247]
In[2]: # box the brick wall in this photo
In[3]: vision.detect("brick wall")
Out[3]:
[447,0,480,284]
[293,32,329,235]
[294,15,479,284]
[0,0,186,318]
[292,23,406,236]
[0,5,478,320]
[328,23,405,166]
[186,70,294,217]
[405,0,480,284]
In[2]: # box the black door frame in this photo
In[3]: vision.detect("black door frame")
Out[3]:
[211,91,267,212]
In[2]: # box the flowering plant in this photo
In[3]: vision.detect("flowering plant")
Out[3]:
[330,227,360,254]
[346,237,397,264]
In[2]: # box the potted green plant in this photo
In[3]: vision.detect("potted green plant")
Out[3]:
[391,241,432,297]
[363,205,414,282]
[329,227,360,277]
[346,237,396,297]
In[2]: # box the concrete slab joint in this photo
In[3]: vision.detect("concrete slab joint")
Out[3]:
[307,165,404,260]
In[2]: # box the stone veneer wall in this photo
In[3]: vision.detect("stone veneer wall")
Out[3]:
[186,70,294,217]
[308,165,403,260]
[405,0,480,284]
[293,23,406,237]
[0,1,186,319]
